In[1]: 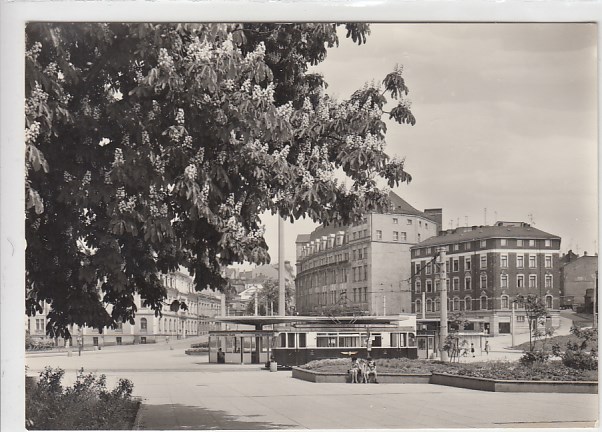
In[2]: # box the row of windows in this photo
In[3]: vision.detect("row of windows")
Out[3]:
[392,217,430,229]
[415,238,554,256]
[352,247,368,261]
[415,274,553,292]
[297,288,368,305]
[352,265,369,282]
[414,295,554,312]
[416,254,554,275]
[376,230,419,242]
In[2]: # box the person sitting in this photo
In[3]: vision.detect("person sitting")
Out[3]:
[217,348,225,364]
[349,357,360,383]
[366,357,378,383]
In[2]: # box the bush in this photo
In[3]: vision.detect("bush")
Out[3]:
[519,350,550,366]
[26,367,139,430]
[552,326,598,371]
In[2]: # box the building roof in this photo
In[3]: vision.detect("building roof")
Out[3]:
[295,234,311,243]
[299,192,436,244]
[388,191,435,221]
[413,223,560,248]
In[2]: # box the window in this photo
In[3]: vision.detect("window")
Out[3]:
[376,230,382,240]
[426,298,432,312]
[353,288,357,302]
[465,276,472,290]
[299,333,307,348]
[480,240,487,248]
[480,255,487,269]
[517,275,524,288]
[415,300,422,314]
[501,274,508,288]
[363,287,367,302]
[529,275,537,289]
[545,239,551,247]
[545,274,553,289]
[545,255,552,268]
[516,315,525,322]
[401,232,407,241]
[426,280,433,293]
[426,247,432,254]
[407,219,413,225]
[465,296,472,310]
[358,248,363,260]
[435,280,440,292]
[415,281,421,293]
[288,333,296,348]
[425,223,429,229]
[529,255,536,268]
[453,297,460,311]
[501,254,508,268]
[480,296,488,310]
[434,299,440,311]
[545,295,553,309]
[426,263,432,275]
[364,265,368,281]
[453,259,459,272]
[501,295,509,309]
[501,239,507,246]
[517,255,524,268]
[393,231,399,241]
[415,263,421,275]
[140,318,148,332]
[465,257,471,271]
[454,244,459,251]
[517,239,523,247]
[352,232,357,240]
[529,239,535,247]
[417,233,421,242]
[452,277,460,291]
[393,218,398,224]
[353,250,357,261]
[419,221,422,227]
[480,274,487,289]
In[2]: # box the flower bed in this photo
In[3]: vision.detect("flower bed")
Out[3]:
[301,358,597,382]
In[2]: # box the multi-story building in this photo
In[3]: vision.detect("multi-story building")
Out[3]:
[295,192,441,316]
[26,268,223,347]
[560,252,598,311]
[410,222,561,336]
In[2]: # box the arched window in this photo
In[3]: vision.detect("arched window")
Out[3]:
[545,295,553,309]
[465,296,472,311]
[415,281,421,293]
[140,318,147,332]
[501,295,509,309]
[426,298,432,312]
[415,300,422,314]
[453,297,460,311]
[480,296,488,310]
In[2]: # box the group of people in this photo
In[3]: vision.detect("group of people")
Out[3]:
[349,357,378,384]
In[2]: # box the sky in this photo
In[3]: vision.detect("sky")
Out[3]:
[257,23,598,268]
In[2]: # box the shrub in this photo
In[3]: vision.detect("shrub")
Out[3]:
[519,350,550,366]
[552,326,598,370]
[26,367,139,430]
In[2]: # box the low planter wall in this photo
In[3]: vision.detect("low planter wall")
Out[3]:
[185,348,208,356]
[292,367,431,384]
[431,373,598,394]
[292,368,597,393]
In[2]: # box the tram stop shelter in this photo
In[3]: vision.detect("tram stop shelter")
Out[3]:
[209,315,416,365]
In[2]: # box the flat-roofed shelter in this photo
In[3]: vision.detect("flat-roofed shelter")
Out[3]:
[209,315,415,365]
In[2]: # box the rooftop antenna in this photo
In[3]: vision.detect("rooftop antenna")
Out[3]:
[528,213,535,225]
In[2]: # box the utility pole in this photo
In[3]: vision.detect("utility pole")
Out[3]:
[438,247,448,361]
[278,216,285,316]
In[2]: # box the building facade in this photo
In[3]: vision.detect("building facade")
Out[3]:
[26,268,223,347]
[295,192,441,316]
[560,253,598,311]
[410,222,561,336]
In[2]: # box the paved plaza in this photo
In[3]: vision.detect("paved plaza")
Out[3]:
[25,330,599,430]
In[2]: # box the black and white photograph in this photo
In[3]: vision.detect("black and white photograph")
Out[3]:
[1,2,600,431]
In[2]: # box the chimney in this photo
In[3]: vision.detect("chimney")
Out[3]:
[424,208,443,232]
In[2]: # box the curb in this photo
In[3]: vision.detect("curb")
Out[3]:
[132,398,145,430]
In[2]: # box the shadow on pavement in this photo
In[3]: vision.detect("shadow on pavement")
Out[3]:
[137,403,297,430]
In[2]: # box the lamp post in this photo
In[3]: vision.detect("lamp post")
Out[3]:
[438,247,448,361]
